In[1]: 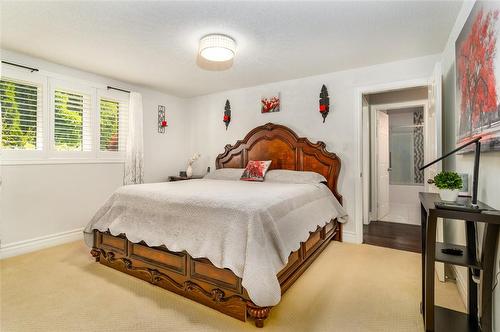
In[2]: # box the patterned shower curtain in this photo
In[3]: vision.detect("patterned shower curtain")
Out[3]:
[124,92,144,185]
[413,110,424,183]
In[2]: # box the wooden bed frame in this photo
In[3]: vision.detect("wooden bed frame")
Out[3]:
[90,123,343,327]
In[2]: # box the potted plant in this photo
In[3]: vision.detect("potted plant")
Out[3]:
[433,171,463,202]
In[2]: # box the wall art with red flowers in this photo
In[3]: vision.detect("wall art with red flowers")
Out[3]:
[158,105,167,133]
[456,1,500,151]
[261,94,280,113]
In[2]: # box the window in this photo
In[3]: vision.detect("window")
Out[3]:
[99,94,128,154]
[100,99,119,151]
[53,88,91,152]
[1,65,130,163]
[0,78,42,150]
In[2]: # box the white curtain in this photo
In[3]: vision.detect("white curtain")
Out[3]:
[123,92,144,185]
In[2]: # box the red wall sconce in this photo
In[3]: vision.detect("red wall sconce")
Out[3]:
[223,99,231,130]
[319,85,330,123]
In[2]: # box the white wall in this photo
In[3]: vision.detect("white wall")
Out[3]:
[0,50,190,256]
[441,1,500,329]
[369,86,428,105]
[187,54,440,242]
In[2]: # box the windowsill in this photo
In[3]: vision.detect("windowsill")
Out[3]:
[1,159,125,166]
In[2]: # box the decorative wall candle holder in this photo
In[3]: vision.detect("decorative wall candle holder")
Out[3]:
[158,105,167,133]
[223,100,231,130]
[319,85,330,123]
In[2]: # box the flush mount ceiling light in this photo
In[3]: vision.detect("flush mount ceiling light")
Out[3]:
[199,34,236,62]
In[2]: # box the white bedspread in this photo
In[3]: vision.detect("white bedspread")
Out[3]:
[84,179,346,306]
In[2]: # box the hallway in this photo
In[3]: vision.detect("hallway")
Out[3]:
[363,221,421,253]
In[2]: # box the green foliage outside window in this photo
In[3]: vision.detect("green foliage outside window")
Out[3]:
[1,80,38,149]
[54,90,84,151]
[100,99,119,151]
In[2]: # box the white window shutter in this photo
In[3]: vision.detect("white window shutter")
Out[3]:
[0,78,43,150]
[53,89,91,151]
[99,97,128,152]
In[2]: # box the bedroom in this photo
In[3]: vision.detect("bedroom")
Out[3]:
[1,1,500,331]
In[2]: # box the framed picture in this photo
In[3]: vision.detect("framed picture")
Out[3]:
[455,1,500,152]
[261,93,280,113]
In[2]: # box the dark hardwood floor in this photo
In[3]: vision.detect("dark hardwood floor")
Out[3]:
[363,221,421,253]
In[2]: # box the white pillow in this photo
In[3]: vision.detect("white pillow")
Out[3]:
[203,168,244,181]
[265,170,327,184]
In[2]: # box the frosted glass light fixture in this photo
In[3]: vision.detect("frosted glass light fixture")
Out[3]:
[199,34,236,62]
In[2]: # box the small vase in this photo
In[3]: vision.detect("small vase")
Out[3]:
[186,165,193,178]
[439,189,459,202]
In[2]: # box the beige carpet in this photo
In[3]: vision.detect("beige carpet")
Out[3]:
[1,241,465,332]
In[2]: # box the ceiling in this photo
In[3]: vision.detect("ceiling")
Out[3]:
[1,1,462,98]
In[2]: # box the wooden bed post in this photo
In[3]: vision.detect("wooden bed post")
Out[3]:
[334,222,343,242]
[246,302,272,328]
[90,248,101,262]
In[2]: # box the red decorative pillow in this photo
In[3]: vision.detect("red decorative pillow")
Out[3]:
[240,160,272,182]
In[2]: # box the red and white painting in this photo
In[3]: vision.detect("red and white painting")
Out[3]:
[261,94,280,113]
[456,1,500,151]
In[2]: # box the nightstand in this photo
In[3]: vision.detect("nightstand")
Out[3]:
[168,175,203,182]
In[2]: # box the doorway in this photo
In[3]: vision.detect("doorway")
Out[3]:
[357,65,443,253]
[363,86,428,252]
[377,106,425,224]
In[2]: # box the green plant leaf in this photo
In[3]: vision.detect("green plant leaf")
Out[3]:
[433,171,463,190]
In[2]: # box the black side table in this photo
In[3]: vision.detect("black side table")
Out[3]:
[420,192,500,332]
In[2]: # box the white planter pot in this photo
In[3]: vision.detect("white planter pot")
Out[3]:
[186,165,193,178]
[439,189,459,202]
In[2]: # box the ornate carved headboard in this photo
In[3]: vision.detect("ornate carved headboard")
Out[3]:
[215,123,342,204]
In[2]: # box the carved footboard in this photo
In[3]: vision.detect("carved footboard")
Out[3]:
[91,219,341,327]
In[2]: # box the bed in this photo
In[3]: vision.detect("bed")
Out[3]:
[86,123,344,327]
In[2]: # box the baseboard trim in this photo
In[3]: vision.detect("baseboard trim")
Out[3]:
[451,265,468,311]
[342,230,361,244]
[0,228,84,259]
[2,228,360,258]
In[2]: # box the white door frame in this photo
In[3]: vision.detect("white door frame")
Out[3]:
[354,78,429,244]
[370,100,428,222]
[375,110,390,220]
